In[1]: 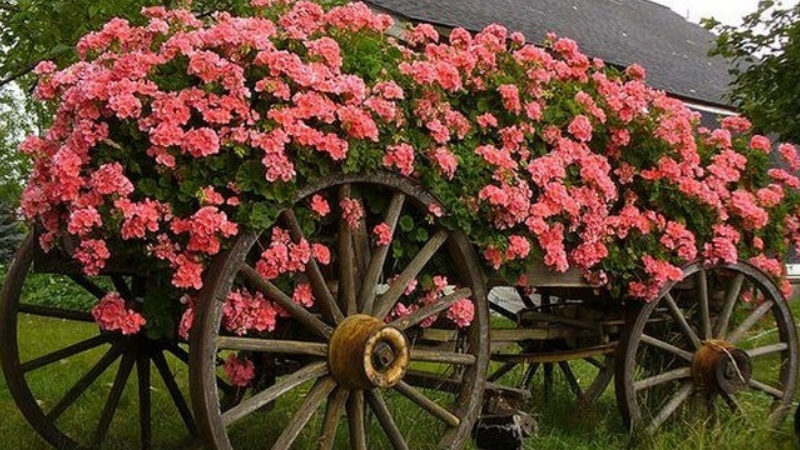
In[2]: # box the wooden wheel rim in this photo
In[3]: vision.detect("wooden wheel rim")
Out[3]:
[615,261,798,433]
[0,234,199,449]
[189,172,489,450]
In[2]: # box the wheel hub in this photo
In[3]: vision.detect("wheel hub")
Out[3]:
[328,314,410,390]
[691,339,751,395]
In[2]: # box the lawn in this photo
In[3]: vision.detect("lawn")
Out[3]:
[1,312,798,449]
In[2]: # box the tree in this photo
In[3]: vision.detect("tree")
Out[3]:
[704,1,800,143]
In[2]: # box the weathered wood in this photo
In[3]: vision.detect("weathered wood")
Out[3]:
[152,350,197,435]
[746,342,789,358]
[640,334,693,361]
[646,382,694,433]
[92,352,135,447]
[394,380,460,427]
[137,353,152,450]
[17,303,94,323]
[68,274,107,299]
[20,334,110,373]
[366,389,409,450]
[373,230,449,319]
[223,361,329,426]
[241,264,334,338]
[319,387,348,450]
[697,270,712,340]
[46,345,123,420]
[338,184,358,316]
[558,361,583,399]
[346,391,367,450]
[270,376,337,450]
[215,337,328,357]
[713,273,744,338]
[749,379,783,398]
[491,343,616,364]
[633,367,691,392]
[390,288,471,331]
[662,293,701,350]
[727,301,774,344]
[358,192,405,314]
[410,348,476,365]
[283,209,345,324]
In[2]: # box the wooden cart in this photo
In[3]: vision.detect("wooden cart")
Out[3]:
[1,172,797,449]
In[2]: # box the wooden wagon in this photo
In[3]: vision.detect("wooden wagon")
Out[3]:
[2,172,797,449]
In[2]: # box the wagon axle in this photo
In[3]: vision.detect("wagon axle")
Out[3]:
[328,314,410,390]
[691,340,752,395]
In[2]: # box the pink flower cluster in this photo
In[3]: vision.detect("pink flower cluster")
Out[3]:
[91,292,146,335]
[224,354,256,387]
[21,0,800,315]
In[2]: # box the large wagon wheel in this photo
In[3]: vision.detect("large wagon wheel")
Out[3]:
[616,262,798,434]
[488,289,616,405]
[190,173,489,449]
[0,233,199,449]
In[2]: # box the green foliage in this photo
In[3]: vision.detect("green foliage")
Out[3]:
[0,199,24,263]
[705,1,800,142]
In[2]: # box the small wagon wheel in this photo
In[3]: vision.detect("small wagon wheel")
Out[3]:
[189,172,489,449]
[615,262,798,434]
[488,290,615,405]
[0,233,200,449]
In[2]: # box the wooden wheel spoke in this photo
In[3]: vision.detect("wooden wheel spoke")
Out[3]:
[91,352,136,448]
[558,361,583,399]
[646,382,694,433]
[521,363,539,389]
[373,230,449,319]
[151,350,197,435]
[662,293,701,350]
[487,362,517,383]
[394,380,460,427]
[410,349,476,365]
[727,301,774,344]
[271,376,337,450]
[21,334,111,373]
[17,303,94,322]
[585,357,603,369]
[346,390,367,450]
[543,364,553,400]
[283,209,345,324]
[714,273,744,338]
[47,345,124,420]
[338,185,358,316]
[389,288,471,331]
[633,367,691,392]
[745,342,789,358]
[319,387,349,450]
[241,264,333,338]
[223,361,329,426]
[137,354,152,450]
[366,389,409,450]
[358,192,405,314]
[697,270,712,340]
[216,337,327,357]
[68,274,107,299]
[640,334,694,361]
[748,379,784,399]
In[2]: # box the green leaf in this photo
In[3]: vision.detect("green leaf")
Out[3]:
[399,215,414,232]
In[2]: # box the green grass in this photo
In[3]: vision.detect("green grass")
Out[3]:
[1,312,798,449]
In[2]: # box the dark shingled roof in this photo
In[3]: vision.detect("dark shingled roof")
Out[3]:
[366,0,735,108]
